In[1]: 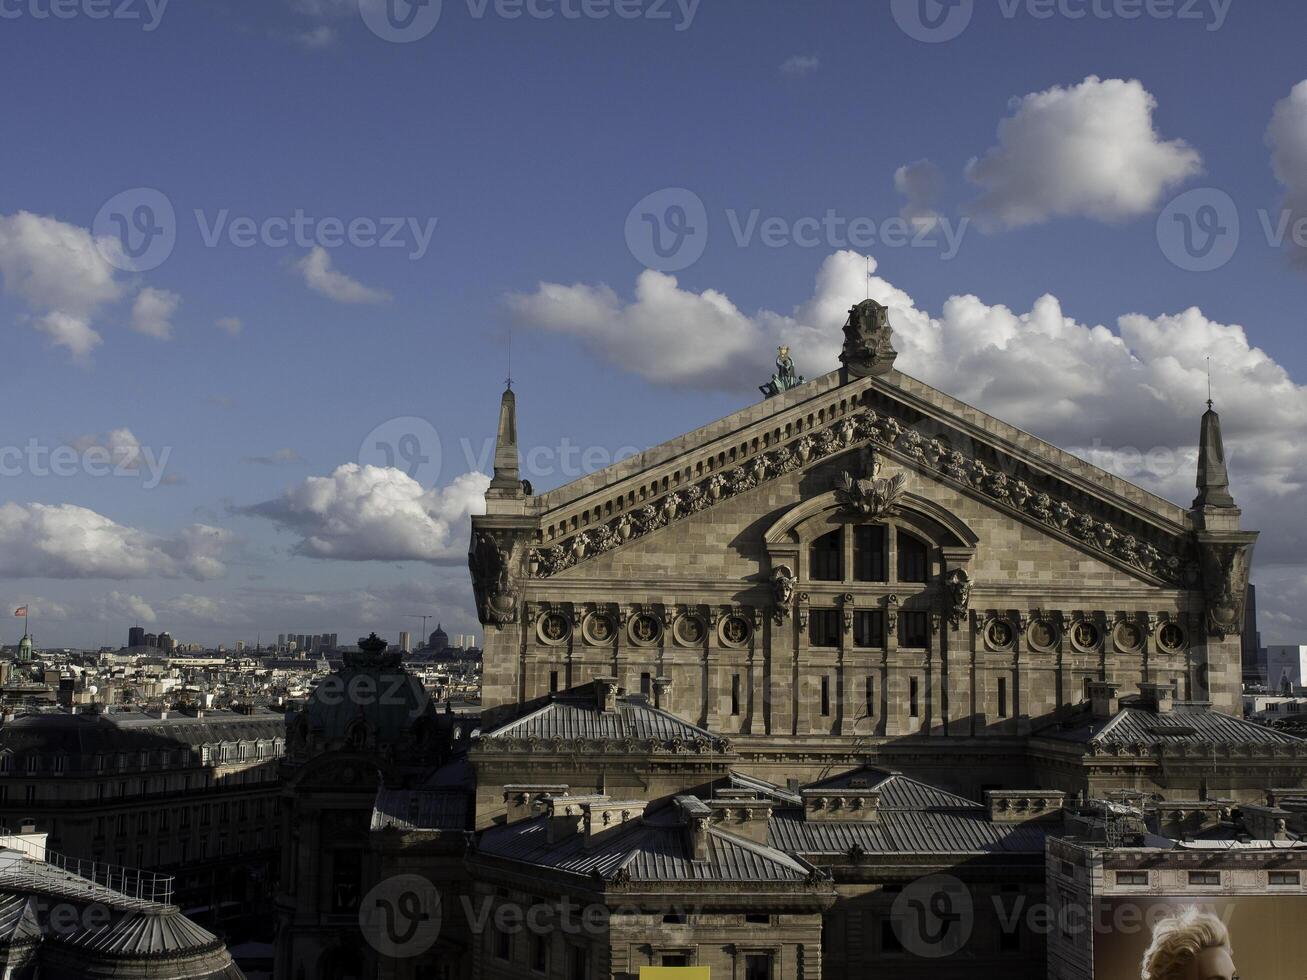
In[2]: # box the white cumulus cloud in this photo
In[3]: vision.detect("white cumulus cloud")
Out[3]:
[509,248,1307,640]
[130,287,180,339]
[0,211,127,356]
[964,76,1202,229]
[296,246,390,304]
[1267,80,1307,271]
[242,465,489,562]
[895,159,946,233]
[0,503,233,580]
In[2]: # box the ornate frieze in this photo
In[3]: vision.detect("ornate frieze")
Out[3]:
[527,404,1195,585]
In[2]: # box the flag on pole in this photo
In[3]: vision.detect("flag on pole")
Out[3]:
[14,607,27,618]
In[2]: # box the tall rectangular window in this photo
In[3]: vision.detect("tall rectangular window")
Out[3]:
[909,677,919,718]
[998,677,1008,718]
[745,954,773,980]
[641,672,652,698]
[853,525,887,581]
[820,676,831,717]
[809,609,842,647]
[549,670,558,694]
[854,610,884,648]
[731,674,741,716]
[810,529,843,581]
[900,611,929,648]
[898,533,929,583]
[865,676,875,717]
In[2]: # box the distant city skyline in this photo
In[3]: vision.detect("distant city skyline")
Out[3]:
[3,4,1307,650]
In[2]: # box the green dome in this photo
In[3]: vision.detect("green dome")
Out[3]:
[17,635,33,661]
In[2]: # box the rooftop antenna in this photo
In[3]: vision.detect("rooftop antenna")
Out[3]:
[1206,354,1213,410]
[866,255,872,300]
[506,322,514,391]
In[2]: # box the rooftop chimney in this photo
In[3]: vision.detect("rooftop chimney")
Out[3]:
[676,796,712,862]
[1138,682,1174,714]
[594,676,619,713]
[1088,681,1120,720]
[653,676,672,710]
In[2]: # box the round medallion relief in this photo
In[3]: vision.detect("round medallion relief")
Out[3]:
[1157,621,1187,654]
[583,613,615,645]
[986,618,1015,650]
[1071,620,1101,652]
[673,615,706,646]
[628,614,663,647]
[1113,620,1144,653]
[1028,619,1059,652]
[538,613,571,645]
[719,614,753,648]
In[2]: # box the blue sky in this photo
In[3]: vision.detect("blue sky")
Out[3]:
[2,0,1306,649]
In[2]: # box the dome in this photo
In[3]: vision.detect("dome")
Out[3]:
[428,623,448,650]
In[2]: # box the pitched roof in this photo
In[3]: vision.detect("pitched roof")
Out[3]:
[807,766,983,810]
[371,789,469,832]
[478,814,813,884]
[56,908,224,957]
[480,695,727,750]
[1042,704,1306,748]
[0,892,40,947]
[767,809,1048,857]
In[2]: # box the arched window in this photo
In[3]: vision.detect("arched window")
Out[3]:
[898,531,929,584]
[809,528,843,581]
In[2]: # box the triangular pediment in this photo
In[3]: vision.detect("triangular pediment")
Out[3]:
[519,369,1196,587]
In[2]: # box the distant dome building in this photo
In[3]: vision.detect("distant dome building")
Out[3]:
[16,635,32,663]
[427,623,449,652]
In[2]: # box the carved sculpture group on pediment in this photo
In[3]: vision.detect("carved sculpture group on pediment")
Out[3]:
[469,530,521,627]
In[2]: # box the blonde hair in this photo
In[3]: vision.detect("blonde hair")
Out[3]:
[1141,906,1232,980]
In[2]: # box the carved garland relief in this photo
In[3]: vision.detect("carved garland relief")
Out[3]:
[528,406,1194,585]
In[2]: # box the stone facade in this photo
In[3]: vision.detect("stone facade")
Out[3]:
[471,303,1258,785]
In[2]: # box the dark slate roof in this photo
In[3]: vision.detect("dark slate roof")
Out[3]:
[0,710,284,755]
[807,766,984,810]
[729,771,802,805]
[479,815,813,883]
[767,809,1048,856]
[0,892,40,947]
[56,908,224,957]
[1042,704,1305,747]
[371,789,469,832]
[480,695,727,749]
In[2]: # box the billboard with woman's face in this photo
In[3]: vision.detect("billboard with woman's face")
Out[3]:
[1094,897,1304,980]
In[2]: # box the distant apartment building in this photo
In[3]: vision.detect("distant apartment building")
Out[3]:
[0,706,285,928]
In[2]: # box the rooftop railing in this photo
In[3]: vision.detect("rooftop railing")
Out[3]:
[0,837,174,909]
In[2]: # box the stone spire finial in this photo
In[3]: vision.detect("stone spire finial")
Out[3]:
[490,384,521,492]
[1193,401,1235,510]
